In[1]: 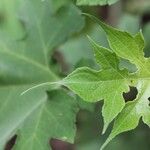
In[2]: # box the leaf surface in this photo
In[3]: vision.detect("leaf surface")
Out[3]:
[19,0,84,65]
[0,88,46,149]
[77,0,119,6]
[13,90,79,150]
[63,14,150,149]
[0,0,84,149]
[101,81,150,150]
[86,14,150,149]
[63,38,130,132]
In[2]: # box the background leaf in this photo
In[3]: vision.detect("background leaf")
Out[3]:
[13,90,79,150]
[0,0,85,149]
[77,0,119,6]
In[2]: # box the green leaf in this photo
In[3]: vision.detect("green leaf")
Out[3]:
[0,0,84,149]
[85,14,150,149]
[83,14,149,74]
[0,33,58,85]
[0,0,24,38]
[63,37,130,132]
[19,0,84,65]
[0,88,47,149]
[101,81,150,150]
[88,36,119,70]
[51,0,71,12]
[77,0,119,6]
[13,90,79,150]
[63,14,150,149]
[60,24,107,71]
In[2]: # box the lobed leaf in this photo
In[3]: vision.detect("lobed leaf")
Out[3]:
[101,81,150,150]
[0,0,85,149]
[63,38,130,132]
[63,14,150,149]
[13,90,79,150]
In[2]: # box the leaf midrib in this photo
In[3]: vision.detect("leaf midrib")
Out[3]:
[0,49,58,80]
[0,96,47,144]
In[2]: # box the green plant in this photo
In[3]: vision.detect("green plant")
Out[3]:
[63,14,150,149]
[76,0,119,5]
[0,0,150,150]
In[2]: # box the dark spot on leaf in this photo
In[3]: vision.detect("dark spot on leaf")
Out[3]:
[148,97,150,106]
[0,13,5,25]
[50,50,69,75]
[123,86,138,102]
[130,80,134,84]
[5,135,17,150]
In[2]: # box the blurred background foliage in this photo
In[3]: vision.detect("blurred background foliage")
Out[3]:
[0,0,150,150]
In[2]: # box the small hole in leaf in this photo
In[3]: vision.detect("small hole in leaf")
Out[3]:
[5,135,17,150]
[50,139,74,150]
[123,86,138,102]
[148,97,150,106]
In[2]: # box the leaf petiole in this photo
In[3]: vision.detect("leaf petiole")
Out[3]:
[21,81,63,95]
